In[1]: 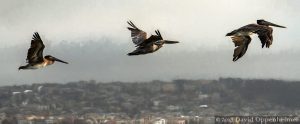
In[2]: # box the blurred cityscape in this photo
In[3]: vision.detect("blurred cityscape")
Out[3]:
[0,78,300,124]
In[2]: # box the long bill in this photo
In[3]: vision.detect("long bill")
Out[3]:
[266,21,286,28]
[54,57,69,64]
[164,40,179,44]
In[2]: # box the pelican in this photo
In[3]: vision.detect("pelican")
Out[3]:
[127,21,179,56]
[18,32,68,70]
[226,19,286,61]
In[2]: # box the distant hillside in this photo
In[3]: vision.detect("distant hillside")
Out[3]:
[0,78,300,116]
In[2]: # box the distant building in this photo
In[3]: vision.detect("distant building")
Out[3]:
[24,90,33,94]
[37,86,43,92]
[198,92,209,100]
[34,119,46,124]
[17,119,29,124]
[199,105,208,108]
[37,105,50,111]
[12,92,21,95]
[45,119,55,124]
[153,101,160,107]
[162,83,176,93]
[103,120,116,124]
[177,119,186,124]
[153,118,166,124]
[167,105,180,111]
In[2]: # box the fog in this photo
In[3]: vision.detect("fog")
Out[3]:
[0,0,300,85]
[1,40,299,85]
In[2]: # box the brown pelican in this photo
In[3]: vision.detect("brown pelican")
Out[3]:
[226,19,286,61]
[18,32,68,70]
[127,21,179,56]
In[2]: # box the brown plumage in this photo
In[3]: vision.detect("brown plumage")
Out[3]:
[127,21,179,56]
[226,19,286,61]
[19,32,68,70]
[27,32,45,64]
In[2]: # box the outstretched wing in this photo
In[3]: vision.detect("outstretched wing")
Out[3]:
[26,32,45,63]
[255,27,273,48]
[138,30,163,47]
[226,24,261,36]
[127,21,147,46]
[231,35,252,61]
[155,30,163,39]
[145,30,163,43]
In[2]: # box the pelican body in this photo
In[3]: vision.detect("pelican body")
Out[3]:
[226,19,286,61]
[19,32,68,70]
[127,21,179,56]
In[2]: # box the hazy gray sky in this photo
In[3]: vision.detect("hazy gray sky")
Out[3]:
[0,0,300,85]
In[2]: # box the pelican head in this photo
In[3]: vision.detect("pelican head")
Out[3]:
[257,19,286,28]
[45,55,68,64]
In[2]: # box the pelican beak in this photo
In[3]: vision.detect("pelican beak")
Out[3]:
[164,40,179,44]
[265,21,286,28]
[53,57,69,64]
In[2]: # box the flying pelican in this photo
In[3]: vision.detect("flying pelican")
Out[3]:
[127,21,179,56]
[226,19,286,61]
[19,32,68,70]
